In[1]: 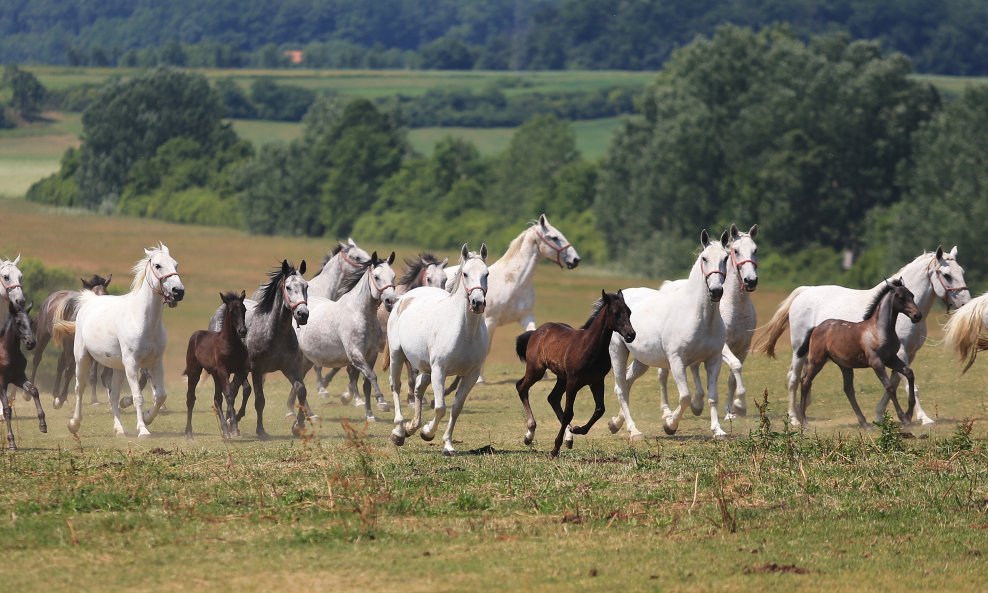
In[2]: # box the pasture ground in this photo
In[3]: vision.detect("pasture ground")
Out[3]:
[0,197,986,592]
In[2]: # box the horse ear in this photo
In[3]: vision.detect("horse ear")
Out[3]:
[700,229,710,247]
[440,257,448,268]
[281,259,290,275]
[80,277,89,288]
[105,273,112,287]
[730,223,740,239]
[720,230,730,248]
[239,290,246,301]
[601,289,609,302]
[24,301,32,314]
[348,237,357,248]
[460,243,469,260]
[299,260,306,275]
[949,245,958,258]
[370,251,379,264]
[338,241,349,253]
[219,291,228,303]
[12,254,20,266]
[480,243,489,261]
[144,248,154,257]
[387,251,396,265]
[748,224,758,239]
[935,245,944,261]
[539,214,548,229]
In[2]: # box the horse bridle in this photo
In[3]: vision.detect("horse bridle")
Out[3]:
[0,264,21,298]
[700,255,727,292]
[535,228,572,269]
[337,248,364,271]
[928,257,968,305]
[281,277,308,312]
[729,240,758,292]
[369,266,396,301]
[145,260,180,301]
[460,258,487,302]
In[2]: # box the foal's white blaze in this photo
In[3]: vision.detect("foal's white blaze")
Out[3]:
[389,244,490,455]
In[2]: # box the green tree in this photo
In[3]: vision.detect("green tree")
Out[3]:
[4,66,46,121]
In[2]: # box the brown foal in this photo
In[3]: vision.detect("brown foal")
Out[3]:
[0,302,46,450]
[515,290,636,457]
[796,278,923,428]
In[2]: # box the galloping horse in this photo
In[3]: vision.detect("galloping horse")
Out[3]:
[943,291,988,372]
[184,291,250,438]
[515,290,636,457]
[209,260,310,438]
[0,303,46,450]
[389,244,490,455]
[796,279,923,428]
[443,214,579,386]
[32,274,112,405]
[608,230,731,439]
[297,252,398,421]
[752,246,970,426]
[53,244,185,438]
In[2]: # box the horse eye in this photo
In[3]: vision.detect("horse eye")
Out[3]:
[155,264,161,269]
[702,257,707,263]
[734,249,739,255]
[943,273,953,281]
[2,275,7,281]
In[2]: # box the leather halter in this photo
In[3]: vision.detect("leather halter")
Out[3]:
[369,266,396,301]
[0,263,21,296]
[700,253,726,293]
[337,248,363,271]
[729,240,758,292]
[145,260,180,302]
[928,256,967,304]
[460,257,487,302]
[281,277,307,312]
[535,228,571,269]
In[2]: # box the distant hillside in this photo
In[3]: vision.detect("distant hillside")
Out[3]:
[1,0,986,74]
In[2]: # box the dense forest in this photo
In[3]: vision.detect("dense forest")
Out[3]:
[25,26,988,285]
[2,0,987,75]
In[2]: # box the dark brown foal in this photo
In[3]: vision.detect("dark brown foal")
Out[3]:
[515,290,636,457]
[184,291,250,438]
[0,302,46,450]
[796,278,923,428]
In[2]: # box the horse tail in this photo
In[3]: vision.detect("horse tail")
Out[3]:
[795,328,814,359]
[944,293,988,373]
[51,297,77,345]
[751,286,807,359]
[516,331,535,362]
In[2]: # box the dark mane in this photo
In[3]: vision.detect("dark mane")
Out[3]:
[583,299,605,329]
[334,265,367,298]
[256,263,296,315]
[863,278,903,320]
[82,274,109,289]
[220,290,240,303]
[399,252,442,288]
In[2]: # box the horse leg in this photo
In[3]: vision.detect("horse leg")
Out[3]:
[314,365,327,397]
[349,352,387,420]
[18,379,46,434]
[663,358,693,435]
[689,364,705,416]
[388,347,408,445]
[572,378,606,436]
[0,382,15,450]
[212,375,229,438]
[286,372,310,437]
[609,342,645,441]
[87,361,100,405]
[124,358,152,438]
[704,355,726,437]
[441,369,481,456]
[723,345,747,419]
[550,384,578,458]
[516,364,546,445]
[252,371,268,440]
[367,351,389,412]
[876,349,931,425]
[236,375,252,421]
[787,350,807,425]
[421,368,448,443]
[29,327,50,386]
[67,351,94,436]
[226,372,244,437]
[837,366,869,429]
[871,364,906,429]
[885,357,916,424]
[184,363,202,439]
[142,358,167,427]
[105,370,125,437]
[797,355,826,428]
[52,349,67,406]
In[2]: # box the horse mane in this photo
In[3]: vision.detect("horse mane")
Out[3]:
[129,255,151,293]
[499,226,535,263]
[316,244,344,274]
[220,290,240,304]
[448,251,481,294]
[82,274,109,289]
[583,299,605,329]
[255,262,297,315]
[863,278,903,320]
[334,265,367,298]
[399,253,442,287]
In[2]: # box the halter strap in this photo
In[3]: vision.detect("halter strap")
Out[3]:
[928,257,968,303]
[729,244,758,293]
[281,278,307,311]
[337,248,362,271]
[370,270,395,300]
[145,261,180,301]
[535,228,571,269]
[0,264,21,295]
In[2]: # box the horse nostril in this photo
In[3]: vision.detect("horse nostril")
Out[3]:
[172,287,185,300]
[711,287,724,299]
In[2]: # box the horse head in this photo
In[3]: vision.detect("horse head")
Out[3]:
[425,256,449,288]
[222,290,249,341]
[6,300,34,350]
[82,273,112,296]
[602,289,636,343]
[930,245,971,310]
[281,259,309,326]
[339,238,371,271]
[729,223,759,292]
[888,278,923,324]
[699,229,730,303]
[534,214,581,269]
[0,254,26,310]
[460,243,489,314]
[370,251,399,312]
[144,244,185,307]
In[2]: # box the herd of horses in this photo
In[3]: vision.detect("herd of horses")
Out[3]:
[1,214,986,455]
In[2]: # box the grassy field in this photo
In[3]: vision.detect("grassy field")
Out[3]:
[0,113,81,197]
[0,197,986,592]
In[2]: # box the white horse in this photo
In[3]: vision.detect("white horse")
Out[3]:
[297,252,398,421]
[752,246,971,426]
[943,291,988,372]
[608,230,731,439]
[443,214,579,384]
[0,255,27,325]
[389,244,489,455]
[53,244,185,438]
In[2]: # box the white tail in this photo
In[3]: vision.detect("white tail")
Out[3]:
[944,292,988,373]
[51,297,76,345]
[750,286,807,358]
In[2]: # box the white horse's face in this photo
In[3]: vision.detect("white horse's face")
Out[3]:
[146,248,185,307]
[370,252,399,311]
[930,246,971,309]
[460,244,490,314]
[283,263,309,325]
[730,224,759,292]
[340,238,371,270]
[534,214,581,269]
[0,256,26,310]
[699,230,730,302]
[424,258,448,288]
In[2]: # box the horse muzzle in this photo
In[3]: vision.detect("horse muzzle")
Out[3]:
[470,299,486,314]
[384,297,397,312]
[910,312,923,323]
[709,287,724,302]
[294,306,310,326]
[566,256,581,270]
[743,277,758,292]
[24,338,36,350]
[623,330,636,343]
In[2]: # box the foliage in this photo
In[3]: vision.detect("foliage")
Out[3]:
[2,65,46,120]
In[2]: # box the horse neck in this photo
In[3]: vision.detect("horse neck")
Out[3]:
[219,305,240,344]
[583,308,614,355]
[491,229,540,290]
[896,256,937,317]
[0,317,16,354]
[311,255,344,298]
[261,280,294,334]
[129,277,165,327]
[341,271,378,315]
[721,259,749,311]
[872,294,901,349]
[686,259,721,325]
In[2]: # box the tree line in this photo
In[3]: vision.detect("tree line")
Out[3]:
[25,26,988,285]
[2,0,987,75]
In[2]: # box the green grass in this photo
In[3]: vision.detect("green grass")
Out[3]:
[0,113,81,197]
[0,197,986,591]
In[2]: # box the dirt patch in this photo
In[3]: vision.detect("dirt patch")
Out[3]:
[744,563,809,575]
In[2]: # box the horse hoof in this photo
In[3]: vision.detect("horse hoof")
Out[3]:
[690,401,704,416]
[317,388,330,399]
[137,429,151,439]
[662,423,677,436]
[291,422,304,437]
[53,397,65,410]
[67,419,80,434]
[185,432,194,441]
[365,415,376,423]
[39,424,48,434]
[712,430,727,439]
[523,435,534,446]
[629,431,645,442]
[724,412,737,422]
[120,396,134,408]
[920,416,935,426]
[565,439,573,450]
[420,431,435,442]
[339,393,353,405]
[732,400,747,417]
[442,449,456,457]
[390,432,405,446]
[376,401,391,412]
[257,431,270,441]
[607,418,622,434]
